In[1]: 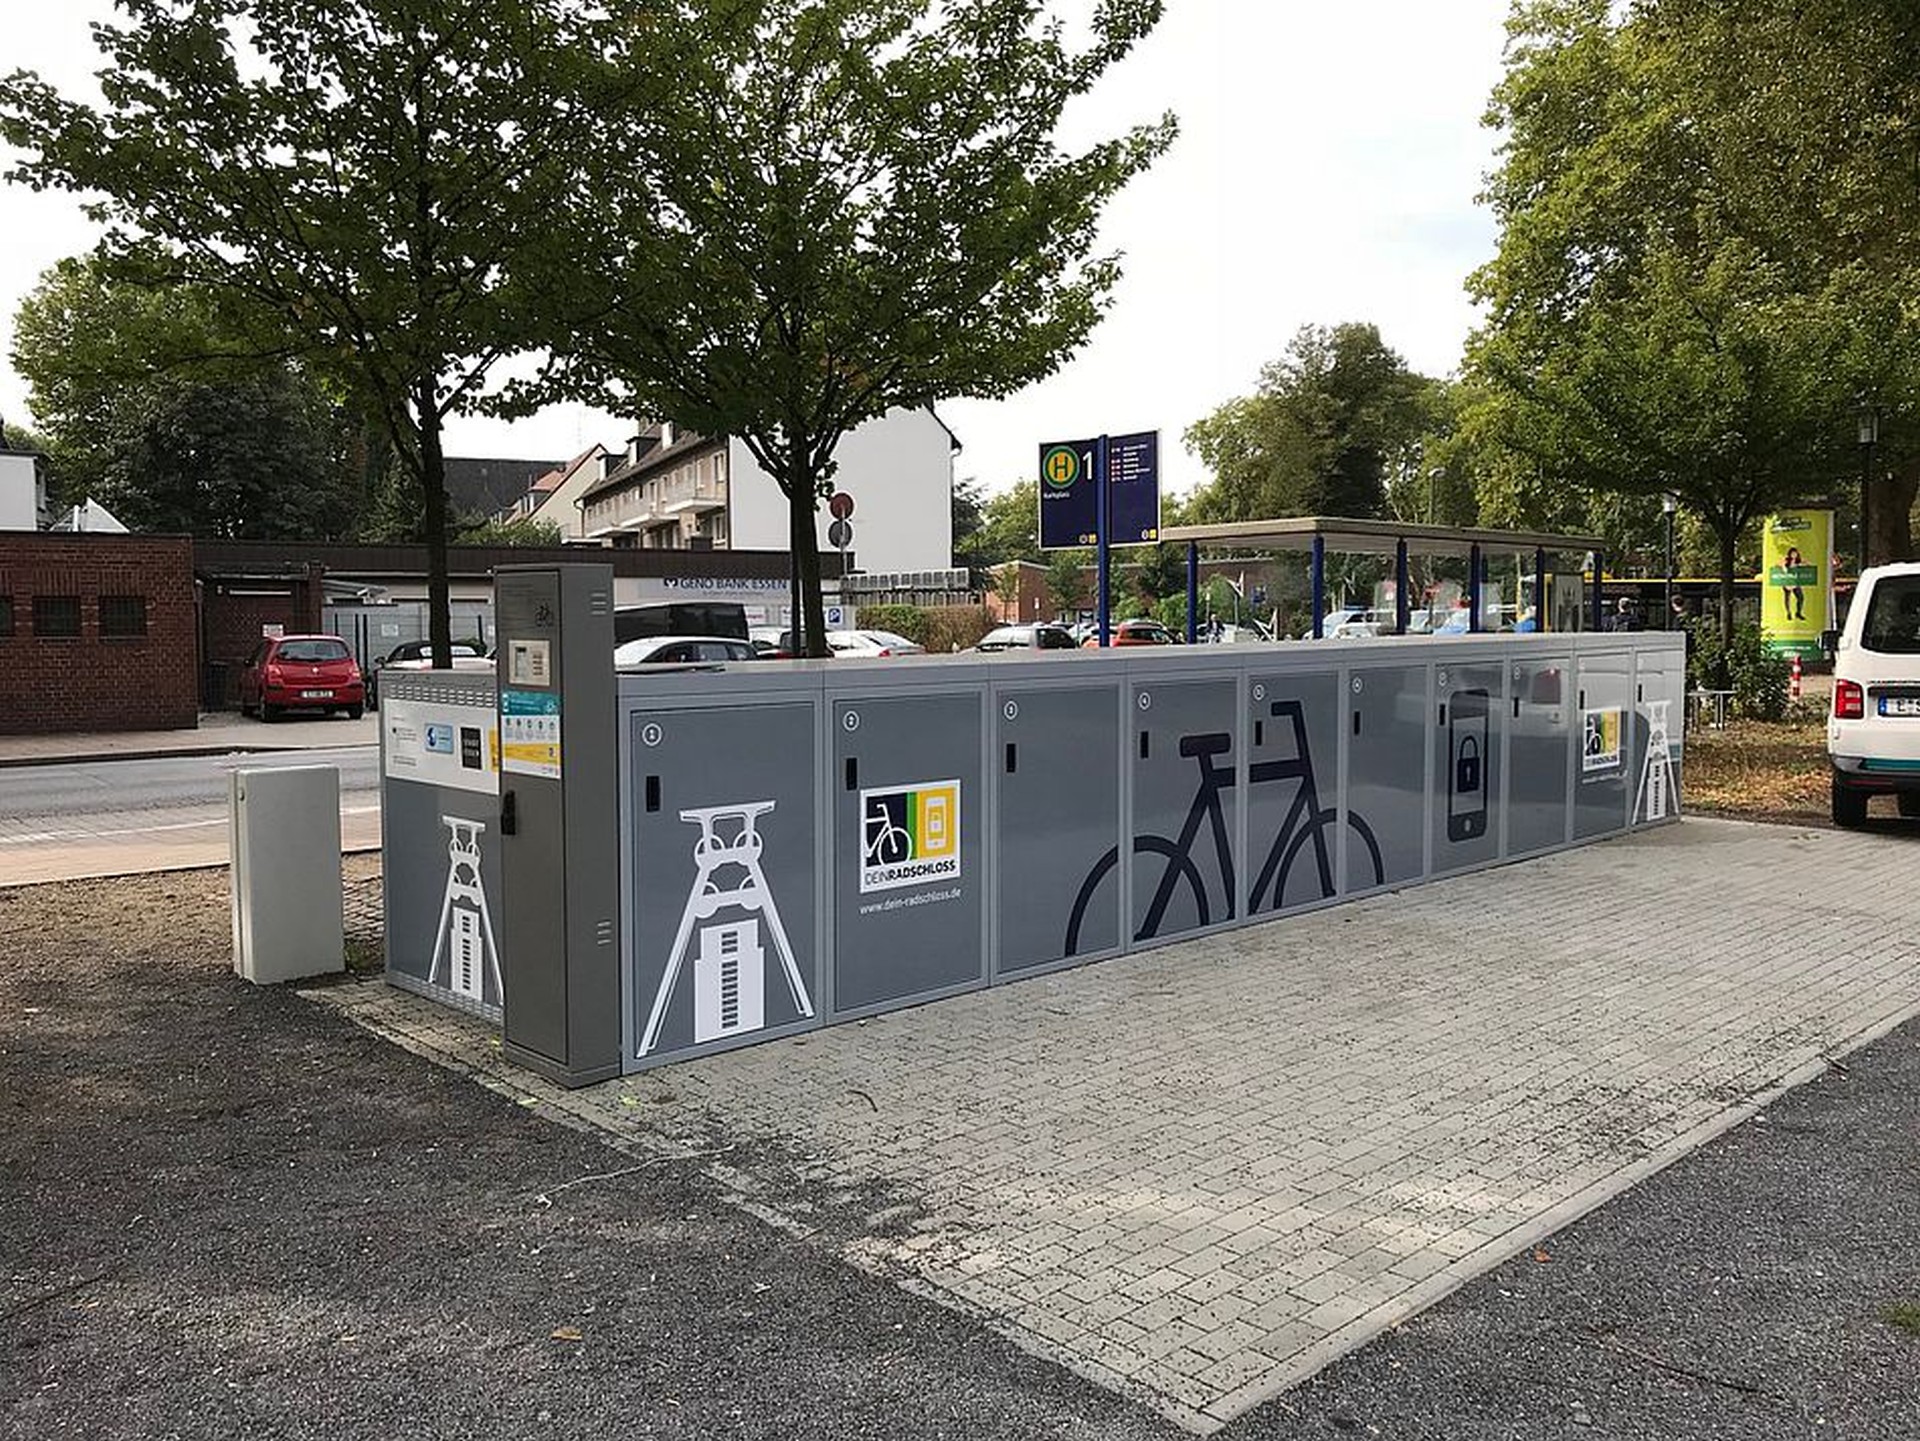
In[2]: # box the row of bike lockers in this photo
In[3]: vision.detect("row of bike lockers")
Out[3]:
[609,632,1686,1075]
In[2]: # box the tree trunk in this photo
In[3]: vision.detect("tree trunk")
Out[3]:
[415,375,453,669]
[785,460,828,659]
[1715,520,1737,653]
[1871,456,1919,565]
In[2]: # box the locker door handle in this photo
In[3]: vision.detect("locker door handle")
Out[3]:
[1512,695,1521,719]
[644,775,660,813]
[1139,729,1150,760]
[1438,703,1448,727]
[1352,710,1361,737]
[1005,742,1017,774]
[500,788,518,836]
[1579,689,1586,709]
[845,757,858,791]
[1253,719,1264,747]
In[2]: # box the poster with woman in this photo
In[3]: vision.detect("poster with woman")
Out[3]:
[1761,510,1833,660]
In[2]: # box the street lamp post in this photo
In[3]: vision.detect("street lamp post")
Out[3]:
[1662,493,1678,629]
[1858,404,1879,574]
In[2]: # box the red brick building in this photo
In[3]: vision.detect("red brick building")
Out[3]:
[0,534,200,735]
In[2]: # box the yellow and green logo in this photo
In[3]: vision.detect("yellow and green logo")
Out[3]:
[859,780,961,893]
[1041,445,1081,490]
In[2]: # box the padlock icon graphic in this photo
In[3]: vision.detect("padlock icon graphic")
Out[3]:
[1455,733,1482,795]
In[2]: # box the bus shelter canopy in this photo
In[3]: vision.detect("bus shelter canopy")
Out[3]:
[1158,516,1609,558]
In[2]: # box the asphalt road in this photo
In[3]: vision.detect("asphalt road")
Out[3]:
[0,748,382,885]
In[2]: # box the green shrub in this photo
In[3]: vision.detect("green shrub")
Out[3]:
[856,603,928,644]
[1689,622,1791,722]
[922,605,994,653]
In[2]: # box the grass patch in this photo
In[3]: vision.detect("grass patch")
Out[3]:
[1683,718,1830,825]
[1882,1300,1920,1337]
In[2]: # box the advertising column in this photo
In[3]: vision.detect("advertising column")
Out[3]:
[1760,509,1833,660]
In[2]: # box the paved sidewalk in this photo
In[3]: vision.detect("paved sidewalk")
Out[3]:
[323,818,1920,1433]
[0,710,376,768]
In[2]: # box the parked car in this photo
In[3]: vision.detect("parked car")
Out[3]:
[749,626,797,659]
[239,634,365,720]
[366,638,490,709]
[973,623,1079,652]
[824,629,925,657]
[1828,561,1920,826]
[615,635,759,667]
[1084,619,1178,648]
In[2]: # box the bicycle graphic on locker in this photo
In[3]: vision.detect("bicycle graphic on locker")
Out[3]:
[1064,698,1384,956]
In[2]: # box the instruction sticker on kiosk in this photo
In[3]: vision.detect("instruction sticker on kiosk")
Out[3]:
[501,689,563,778]
[507,639,551,688]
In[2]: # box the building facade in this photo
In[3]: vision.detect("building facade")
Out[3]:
[572,408,958,573]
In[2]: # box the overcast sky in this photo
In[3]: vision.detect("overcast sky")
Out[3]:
[0,1,1513,499]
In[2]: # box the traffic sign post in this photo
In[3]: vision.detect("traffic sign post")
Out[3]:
[1095,433,1110,647]
[827,492,855,605]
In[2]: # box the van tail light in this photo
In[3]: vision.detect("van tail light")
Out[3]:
[1834,679,1865,719]
[265,664,283,685]
[877,647,893,657]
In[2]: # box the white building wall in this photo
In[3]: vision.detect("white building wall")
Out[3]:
[0,453,46,531]
[726,408,954,573]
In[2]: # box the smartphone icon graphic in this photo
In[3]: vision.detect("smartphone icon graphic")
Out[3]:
[1448,687,1490,842]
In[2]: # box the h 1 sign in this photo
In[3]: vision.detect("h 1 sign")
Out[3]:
[1037,431,1161,550]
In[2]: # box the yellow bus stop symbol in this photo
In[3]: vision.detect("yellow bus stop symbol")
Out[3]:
[1042,445,1080,489]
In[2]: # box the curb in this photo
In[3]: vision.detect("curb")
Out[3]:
[0,740,377,769]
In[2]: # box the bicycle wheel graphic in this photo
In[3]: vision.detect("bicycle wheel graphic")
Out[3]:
[1250,810,1386,912]
[1064,836,1210,957]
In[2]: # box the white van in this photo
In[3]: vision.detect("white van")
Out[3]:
[1827,561,1920,825]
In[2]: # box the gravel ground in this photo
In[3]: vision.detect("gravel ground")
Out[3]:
[1223,1023,1920,1440]
[0,866,1171,1441]
[6,865,1919,1441]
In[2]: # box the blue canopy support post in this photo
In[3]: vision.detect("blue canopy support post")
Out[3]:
[1095,434,1111,647]
[1184,541,1199,644]
[1533,546,1547,631]
[1310,534,1326,640]
[1591,552,1605,632]
[1467,543,1482,632]
[1394,538,1410,635]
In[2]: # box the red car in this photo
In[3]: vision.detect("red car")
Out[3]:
[239,634,366,721]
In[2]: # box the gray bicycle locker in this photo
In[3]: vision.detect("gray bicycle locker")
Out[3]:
[1431,649,1507,874]
[1572,645,1635,840]
[828,665,990,1016]
[1123,656,1242,947]
[618,663,828,1071]
[1244,665,1348,915]
[990,665,1125,977]
[1505,649,1576,857]
[379,669,505,1021]
[1344,661,1430,891]
[1630,645,1686,824]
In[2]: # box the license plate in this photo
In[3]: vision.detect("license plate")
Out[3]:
[1879,696,1920,716]
[301,689,334,699]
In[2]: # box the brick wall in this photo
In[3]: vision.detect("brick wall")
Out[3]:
[0,535,200,735]
[200,572,324,706]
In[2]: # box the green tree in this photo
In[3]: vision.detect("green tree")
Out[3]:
[1045,549,1089,618]
[1465,0,1901,642]
[547,0,1175,655]
[460,514,565,547]
[10,254,359,530]
[1184,323,1439,524]
[1,0,598,664]
[970,480,1044,570]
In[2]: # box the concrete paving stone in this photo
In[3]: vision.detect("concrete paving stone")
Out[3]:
[322,818,1920,1435]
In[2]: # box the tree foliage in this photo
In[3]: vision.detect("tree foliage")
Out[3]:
[1466,0,1920,641]
[10,253,360,532]
[547,0,1175,655]
[1,0,597,663]
[1183,323,1438,524]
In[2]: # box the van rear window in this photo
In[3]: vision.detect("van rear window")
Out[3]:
[1862,575,1920,655]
